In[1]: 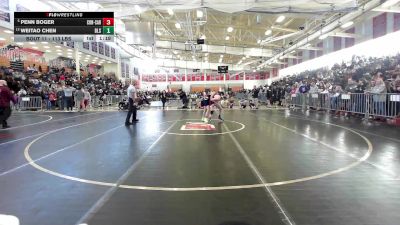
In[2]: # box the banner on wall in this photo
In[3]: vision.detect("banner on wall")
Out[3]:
[0,0,10,22]
[105,45,110,57]
[98,43,104,55]
[91,42,98,53]
[121,62,125,78]
[83,42,90,50]
[111,48,116,59]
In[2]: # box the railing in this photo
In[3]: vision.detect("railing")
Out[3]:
[290,93,400,118]
[91,95,126,108]
[15,96,42,110]
[12,93,400,118]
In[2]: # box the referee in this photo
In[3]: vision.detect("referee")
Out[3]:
[125,80,139,126]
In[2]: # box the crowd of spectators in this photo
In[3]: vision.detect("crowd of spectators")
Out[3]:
[224,55,400,118]
[1,54,400,117]
[0,65,127,111]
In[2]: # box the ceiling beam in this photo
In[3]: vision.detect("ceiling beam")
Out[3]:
[372,7,400,13]
[330,32,359,38]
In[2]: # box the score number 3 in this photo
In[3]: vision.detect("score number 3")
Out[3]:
[103,18,114,26]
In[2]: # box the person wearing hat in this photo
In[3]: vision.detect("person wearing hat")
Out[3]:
[0,80,17,129]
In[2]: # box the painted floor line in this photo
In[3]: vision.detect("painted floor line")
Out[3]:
[285,111,400,143]
[254,114,396,178]
[0,112,105,147]
[0,124,124,177]
[2,115,53,130]
[75,121,178,225]
[223,123,296,225]
[22,113,373,191]
[3,112,103,132]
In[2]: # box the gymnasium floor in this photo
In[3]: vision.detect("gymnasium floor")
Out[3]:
[0,109,399,225]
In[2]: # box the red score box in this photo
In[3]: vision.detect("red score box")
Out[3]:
[103,18,114,26]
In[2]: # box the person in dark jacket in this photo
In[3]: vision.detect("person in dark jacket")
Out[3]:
[0,80,17,129]
[159,90,167,109]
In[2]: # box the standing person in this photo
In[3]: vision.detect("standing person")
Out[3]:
[74,87,85,112]
[63,83,75,111]
[83,88,91,111]
[201,91,210,122]
[56,85,65,110]
[251,86,259,109]
[0,80,16,129]
[125,80,139,126]
[210,91,224,121]
[160,90,167,110]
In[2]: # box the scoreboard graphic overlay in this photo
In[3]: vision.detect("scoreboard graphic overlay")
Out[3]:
[14,12,114,42]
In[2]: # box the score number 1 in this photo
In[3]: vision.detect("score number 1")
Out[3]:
[102,18,114,35]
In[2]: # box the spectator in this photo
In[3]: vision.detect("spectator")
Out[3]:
[0,80,17,128]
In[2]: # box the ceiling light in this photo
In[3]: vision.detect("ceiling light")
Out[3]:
[246,55,250,58]
[200,34,206,39]
[107,61,111,63]
[41,42,48,44]
[43,46,50,48]
[257,39,261,44]
[276,15,285,23]
[167,8,174,15]
[227,27,233,32]
[341,21,354,29]
[291,50,296,54]
[304,43,311,47]
[279,56,284,60]
[11,37,14,40]
[0,37,5,41]
[175,23,181,29]
[56,49,62,52]
[57,53,62,55]
[205,53,209,56]
[4,30,13,34]
[225,36,230,40]
[67,49,73,52]
[84,59,88,62]
[45,50,51,52]
[29,42,36,45]
[32,46,38,49]
[55,45,61,48]
[177,55,180,58]
[253,69,256,72]
[220,54,224,58]
[134,5,141,12]
[319,33,329,40]
[94,57,98,59]
[156,31,162,36]
[242,56,246,60]
[78,52,82,55]
[173,50,178,54]
[86,55,91,57]
[265,29,272,36]
[16,42,24,45]
[219,59,222,63]
[196,10,203,18]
